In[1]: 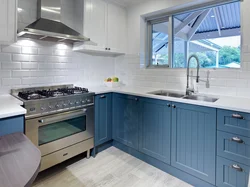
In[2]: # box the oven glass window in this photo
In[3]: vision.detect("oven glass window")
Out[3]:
[38,116,86,145]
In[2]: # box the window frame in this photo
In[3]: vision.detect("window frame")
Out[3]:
[146,0,242,69]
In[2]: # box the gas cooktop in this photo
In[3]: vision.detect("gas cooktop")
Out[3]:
[11,85,95,117]
[17,87,89,101]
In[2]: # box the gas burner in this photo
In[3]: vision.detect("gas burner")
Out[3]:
[18,91,44,100]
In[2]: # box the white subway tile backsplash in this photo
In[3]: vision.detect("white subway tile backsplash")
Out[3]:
[2,78,21,86]
[0,70,11,78]
[0,53,12,62]
[0,39,115,93]
[12,70,30,77]
[38,63,54,69]
[13,54,30,61]
[21,62,38,69]
[2,62,21,69]
[22,47,38,54]
[30,70,46,77]
[1,45,21,53]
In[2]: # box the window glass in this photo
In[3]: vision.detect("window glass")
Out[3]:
[171,2,241,68]
[151,20,169,66]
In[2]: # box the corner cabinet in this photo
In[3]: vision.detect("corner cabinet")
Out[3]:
[112,93,139,149]
[171,102,217,185]
[0,0,17,44]
[73,0,127,55]
[139,98,171,164]
[95,93,112,146]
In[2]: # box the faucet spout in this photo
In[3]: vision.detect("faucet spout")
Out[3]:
[186,54,200,95]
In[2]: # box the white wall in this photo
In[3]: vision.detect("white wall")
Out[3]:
[116,0,250,98]
[0,39,115,94]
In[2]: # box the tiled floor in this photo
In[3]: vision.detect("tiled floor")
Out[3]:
[33,147,193,187]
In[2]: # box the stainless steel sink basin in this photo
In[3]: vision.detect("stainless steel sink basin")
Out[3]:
[148,90,185,98]
[148,90,219,103]
[183,95,218,103]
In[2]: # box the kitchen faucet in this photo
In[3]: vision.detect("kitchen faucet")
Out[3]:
[186,54,200,96]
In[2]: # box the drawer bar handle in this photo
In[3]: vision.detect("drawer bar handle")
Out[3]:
[100,95,106,98]
[232,113,244,120]
[231,137,244,144]
[231,164,243,172]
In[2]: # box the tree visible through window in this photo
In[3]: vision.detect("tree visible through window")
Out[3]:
[148,1,241,69]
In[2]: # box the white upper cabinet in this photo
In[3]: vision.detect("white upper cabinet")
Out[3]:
[106,2,127,54]
[0,0,17,44]
[84,0,107,50]
[74,0,127,55]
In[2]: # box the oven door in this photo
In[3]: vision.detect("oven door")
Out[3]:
[26,106,94,156]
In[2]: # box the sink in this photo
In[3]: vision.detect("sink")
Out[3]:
[148,90,219,103]
[148,90,185,98]
[183,95,218,103]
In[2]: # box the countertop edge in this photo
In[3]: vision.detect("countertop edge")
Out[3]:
[92,88,250,113]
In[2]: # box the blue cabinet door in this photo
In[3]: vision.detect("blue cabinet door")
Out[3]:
[112,93,139,150]
[171,102,216,185]
[217,156,250,187]
[139,98,171,164]
[95,94,112,146]
[0,115,24,136]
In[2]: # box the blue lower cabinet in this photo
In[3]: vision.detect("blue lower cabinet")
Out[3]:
[139,98,171,164]
[112,93,139,150]
[171,102,216,185]
[217,156,250,187]
[0,115,24,136]
[95,94,112,146]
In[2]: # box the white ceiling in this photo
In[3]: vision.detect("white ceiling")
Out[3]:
[112,0,146,7]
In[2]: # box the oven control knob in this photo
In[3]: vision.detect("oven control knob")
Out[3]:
[63,103,67,107]
[41,107,46,111]
[81,100,86,104]
[55,104,60,108]
[49,106,53,109]
[87,99,91,103]
[76,101,80,105]
[70,102,74,105]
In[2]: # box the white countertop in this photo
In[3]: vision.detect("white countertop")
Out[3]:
[0,95,26,119]
[88,86,250,113]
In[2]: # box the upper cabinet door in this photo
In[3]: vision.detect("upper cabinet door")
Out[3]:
[106,3,127,53]
[171,102,217,185]
[84,0,107,49]
[0,0,17,44]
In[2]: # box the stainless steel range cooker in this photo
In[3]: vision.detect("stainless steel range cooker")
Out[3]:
[11,84,95,171]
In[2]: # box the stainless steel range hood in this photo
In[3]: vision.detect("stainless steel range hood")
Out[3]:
[18,0,90,44]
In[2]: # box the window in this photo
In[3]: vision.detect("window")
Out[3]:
[148,1,241,69]
[150,18,169,67]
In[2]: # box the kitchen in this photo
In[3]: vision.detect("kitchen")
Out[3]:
[0,0,249,187]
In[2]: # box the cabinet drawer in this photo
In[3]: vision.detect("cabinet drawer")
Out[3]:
[217,109,250,137]
[217,156,250,187]
[217,131,250,166]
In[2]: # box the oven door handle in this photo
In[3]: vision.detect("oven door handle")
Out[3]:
[38,108,88,126]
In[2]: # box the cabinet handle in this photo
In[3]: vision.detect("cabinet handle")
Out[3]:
[100,95,106,98]
[232,113,244,120]
[231,164,243,172]
[231,137,244,144]
[172,105,176,108]
[135,98,139,101]
[109,48,111,50]
[38,119,44,123]
[167,104,171,107]
[105,48,108,50]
